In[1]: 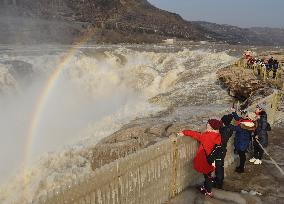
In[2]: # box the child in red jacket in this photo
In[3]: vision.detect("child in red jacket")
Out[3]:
[179,119,223,197]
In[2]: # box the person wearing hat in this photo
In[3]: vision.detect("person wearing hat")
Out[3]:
[230,108,256,173]
[214,114,234,189]
[249,105,269,165]
[178,119,223,197]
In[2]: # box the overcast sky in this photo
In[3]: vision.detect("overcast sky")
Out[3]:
[148,0,284,28]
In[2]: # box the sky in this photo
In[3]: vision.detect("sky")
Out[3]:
[148,0,284,28]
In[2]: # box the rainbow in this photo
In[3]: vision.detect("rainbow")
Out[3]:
[23,29,96,168]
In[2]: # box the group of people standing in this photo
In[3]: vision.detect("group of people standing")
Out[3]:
[178,105,269,197]
[248,57,279,78]
[244,50,280,79]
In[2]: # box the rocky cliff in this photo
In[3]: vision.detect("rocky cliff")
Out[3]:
[192,21,284,46]
[217,66,265,100]
[1,0,203,44]
[1,0,284,44]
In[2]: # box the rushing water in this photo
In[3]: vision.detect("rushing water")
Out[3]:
[0,43,238,203]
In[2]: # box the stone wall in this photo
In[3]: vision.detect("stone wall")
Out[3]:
[37,135,236,204]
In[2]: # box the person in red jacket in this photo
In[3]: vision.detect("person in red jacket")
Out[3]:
[178,119,223,197]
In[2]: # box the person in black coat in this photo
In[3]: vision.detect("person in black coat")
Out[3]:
[249,105,269,165]
[272,60,279,79]
[214,114,234,189]
[268,57,274,70]
[230,110,257,173]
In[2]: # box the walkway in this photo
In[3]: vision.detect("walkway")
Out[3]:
[167,127,284,204]
[167,187,261,204]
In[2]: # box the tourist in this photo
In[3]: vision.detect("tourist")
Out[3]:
[214,114,234,189]
[272,59,279,79]
[244,50,252,59]
[230,109,257,173]
[268,57,274,70]
[259,60,266,75]
[178,119,223,197]
[249,105,269,165]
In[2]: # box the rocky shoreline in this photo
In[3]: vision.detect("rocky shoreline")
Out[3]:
[217,66,265,100]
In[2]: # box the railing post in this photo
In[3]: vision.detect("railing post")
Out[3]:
[263,68,267,82]
[269,91,281,124]
[171,136,179,198]
[275,70,279,84]
[253,64,257,74]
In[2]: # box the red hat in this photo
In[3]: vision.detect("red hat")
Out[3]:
[208,119,223,130]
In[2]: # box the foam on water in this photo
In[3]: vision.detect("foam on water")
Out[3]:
[0,45,236,203]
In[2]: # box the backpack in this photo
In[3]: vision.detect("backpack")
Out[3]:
[202,144,223,165]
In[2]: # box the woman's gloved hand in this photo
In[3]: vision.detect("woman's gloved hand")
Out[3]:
[177,131,184,137]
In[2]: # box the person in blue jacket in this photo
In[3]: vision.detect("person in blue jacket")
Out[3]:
[229,108,257,173]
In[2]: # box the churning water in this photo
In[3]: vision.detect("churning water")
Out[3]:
[0,43,237,203]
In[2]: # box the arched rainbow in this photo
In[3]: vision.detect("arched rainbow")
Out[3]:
[23,29,96,168]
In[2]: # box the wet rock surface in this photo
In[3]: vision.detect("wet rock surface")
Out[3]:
[241,87,275,109]
[217,66,266,100]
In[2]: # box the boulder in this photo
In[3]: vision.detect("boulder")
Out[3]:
[217,66,266,100]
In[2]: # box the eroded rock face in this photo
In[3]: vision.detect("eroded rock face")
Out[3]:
[11,0,203,43]
[241,87,275,109]
[91,121,198,169]
[217,66,265,100]
[91,122,168,169]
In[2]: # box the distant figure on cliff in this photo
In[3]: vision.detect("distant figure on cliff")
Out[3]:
[244,50,252,59]
[178,119,223,197]
[268,57,274,70]
[249,105,270,165]
[272,59,279,79]
[229,109,257,173]
[214,114,234,189]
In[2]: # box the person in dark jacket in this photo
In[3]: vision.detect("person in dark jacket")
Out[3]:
[268,57,274,70]
[214,114,234,189]
[230,109,257,173]
[179,119,223,197]
[249,105,269,165]
[272,60,279,79]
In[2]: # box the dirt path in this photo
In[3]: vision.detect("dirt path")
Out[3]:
[224,127,284,204]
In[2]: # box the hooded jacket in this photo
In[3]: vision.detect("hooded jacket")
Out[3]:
[230,112,255,151]
[255,111,268,147]
[182,130,221,174]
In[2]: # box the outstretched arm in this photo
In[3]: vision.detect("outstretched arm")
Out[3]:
[181,130,203,142]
